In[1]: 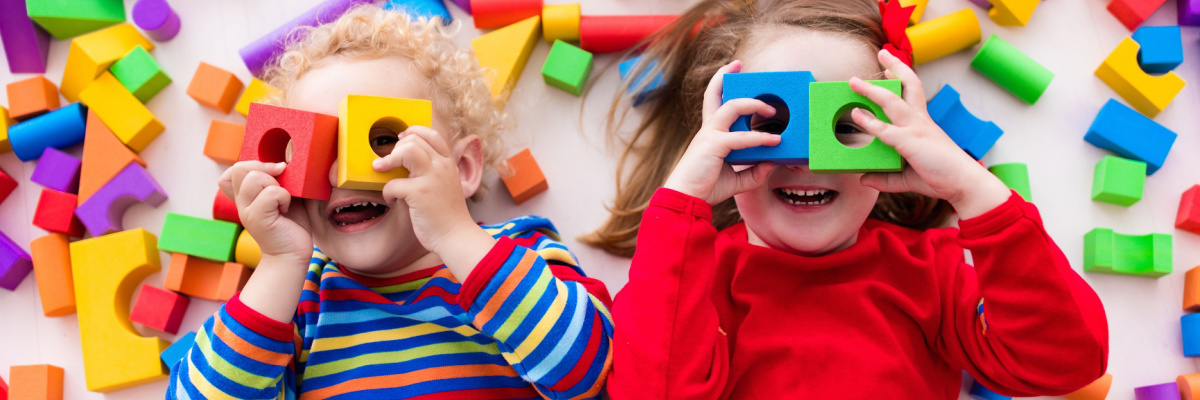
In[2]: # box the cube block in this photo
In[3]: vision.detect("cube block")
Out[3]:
[0,166,17,204]
[30,147,81,193]
[988,163,1031,202]
[60,24,154,102]
[109,45,171,103]
[337,95,431,190]
[1091,155,1146,206]
[203,119,245,165]
[160,332,197,370]
[158,213,240,262]
[130,284,189,334]
[164,253,251,302]
[240,103,339,200]
[186,62,243,114]
[8,364,64,400]
[1132,25,1183,74]
[501,148,548,205]
[808,80,903,173]
[6,75,60,120]
[234,78,279,117]
[542,40,594,96]
[721,71,813,165]
[33,189,85,237]
[1185,266,1200,311]
[1177,185,1200,234]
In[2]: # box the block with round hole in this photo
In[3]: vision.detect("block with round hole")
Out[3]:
[240,102,339,200]
[722,70,814,165]
[337,95,432,191]
[808,79,903,173]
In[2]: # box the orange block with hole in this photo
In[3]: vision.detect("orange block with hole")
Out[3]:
[501,148,548,205]
[6,76,60,121]
[164,253,251,302]
[30,233,75,317]
[186,62,244,114]
[9,364,64,400]
[78,111,145,204]
[203,119,244,165]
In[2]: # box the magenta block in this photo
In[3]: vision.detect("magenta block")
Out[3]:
[1135,382,1182,400]
[1181,0,1200,25]
[133,0,182,41]
[75,163,168,236]
[0,230,32,291]
[31,148,82,194]
[0,0,52,73]
[238,0,374,77]
[450,0,470,14]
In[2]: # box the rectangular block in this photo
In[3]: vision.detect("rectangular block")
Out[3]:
[30,147,81,193]
[501,148,548,204]
[8,364,64,400]
[60,24,154,102]
[109,45,171,103]
[79,72,164,152]
[723,71,814,165]
[809,80,903,173]
[186,62,244,114]
[164,253,251,302]
[1085,99,1175,175]
[1091,155,1146,206]
[26,0,124,39]
[33,189,85,238]
[0,231,33,291]
[203,119,245,165]
[337,95,432,190]
[158,212,240,262]
[0,0,51,73]
[1185,266,1200,311]
[235,78,279,117]
[160,332,197,370]
[78,110,146,203]
[1185,313,1200,357]
[130,284,189,334]
[240,103,339,200]
[542,40,594,96]
[6,75,60,120]
[988,163,1031,201]
[618,55,664,106]
[30,233,75,317]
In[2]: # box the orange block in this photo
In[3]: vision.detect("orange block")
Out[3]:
[1064,372,1112,400]
[6,76,60,121]
[9,364,64,400]
[163,253,251,302]
[186,62,243,114]
[203,119,244,164]
[501,148,548,205]
[30,233,75,317]
[1181,372,1200,400]
[78,111,145,204]
[1186,267,1200,312]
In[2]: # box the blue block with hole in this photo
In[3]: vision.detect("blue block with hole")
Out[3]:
[1085,99,1175,175]
[927,84,1003,160]
[722,71,813,165]
[968,379,1011,400]
[384,0,452,25]
[618,55,665,106]
[1132,26,1183,74]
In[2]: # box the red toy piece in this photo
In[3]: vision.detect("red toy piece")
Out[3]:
[1177,184,1200,234]
[239,103,338,200]
[212,189,240,225]
[472,0,541,29]
[129,283,189,334]
[32,189,84,237]
[1108,0,1168,31]
[0,167,15,205]
[579,15,677,54]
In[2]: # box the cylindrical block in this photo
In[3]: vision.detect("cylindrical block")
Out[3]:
[235,230,261,269]
[970,34,1053,104]
[542,3,581,42]
[8,103,87,162]
[1064,373,1112,400]
[1134,382,1182,400]
[987,162,1031,201]
[132,0,181,41]
[1179,373,1200,400]
[239,0,373,78]
[472,0,541,29]
[579,15,677,54]
[212,190,240,225]
[907,8,980,65]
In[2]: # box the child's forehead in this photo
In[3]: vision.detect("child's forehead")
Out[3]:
[287,56,432,116]
[738,28,883,82]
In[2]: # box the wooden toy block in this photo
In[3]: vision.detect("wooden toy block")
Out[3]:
[7,103,87,162]
[337,95,432,190]
[1177,185,1200,234]
[164,253,251,302]
[213,190,241,225]
[1185,266,1200,311]
[1135,382,1183,399]
[159,212,240,262]
[1180,373,1200,400]
[383,0,452,24]
[234,78,279,117]
[618,55,665,106]
[160,331,196,370]
[235,230,262,269]
[541,40,594,96]
[1091,155,1146,206]
[79,72,165,152]
[542,3,581,42]
[132,0,181,41]
[75,163,168,236]
[1085,99,1175,175]
[970,35,1053,104]
[968,379,1010,400]
[988,163,1031,201]
[33,189,85,238]
[78,111,146,203]
[1095,37,1184,118]
[0,166,17,205]
[907,8,981,65]
[30,233,74,317]
[70,228,169,392]
[238,0,372,78]
[808,80,903,173]
[988,0,1039,26]
[1186,314,1200,356]
[8,364,63,400]
[109,46,172,103]
[1109,0,1168,31]
[898,0,929,24]
[720,71,813,165]
[26,0,124,39]
[6,75,60,120]
[60,24,154,102]
[0,0,51,73]
[186,62,245,114]
[501,148,548,204]
[1183,0,1200,25]
[472,0,541,29]
[1065,373,1113,400]
[1083,227,1171,278]
[1132,26,1183,74]
[130,284,189,334]
[240,103,339,200]
[579,15,677,54]
[31,148,81,193]
[203,119,245,165]
[471,16,540,105]
[927,84,1002,160]
[0,231,33,291]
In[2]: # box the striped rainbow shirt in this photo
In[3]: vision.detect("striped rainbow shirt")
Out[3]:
[167,216,615,399]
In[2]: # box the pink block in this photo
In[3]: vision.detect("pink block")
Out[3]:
[75,163,168,236]
[0,167,16,205]
[0,231,32,291]
[30,147,81,194]
[130,284,189,334]
[133,0,181,41]
[0,0,51,73]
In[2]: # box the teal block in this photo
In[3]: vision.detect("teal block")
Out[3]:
[987,162,1031,201]
[1091,155,1146,206]
[541,40,593,96]
[1084,227,1172,278]
[25,0,126,39]
[808,80,903,173]
[109,45,171,103]
[158,213,240,262]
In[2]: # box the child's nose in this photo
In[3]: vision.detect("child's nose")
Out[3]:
[328,159,338,186]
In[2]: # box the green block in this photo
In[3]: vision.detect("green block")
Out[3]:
[109,46,171,103]
[158,213,240,262]
[541,40,594,96]
[26,0,126,39]
[808,80,903,173]
[970,34,1054,104]
[1084,227,1171,278]
[987,162,1031,201]
[1091,155,1145,206]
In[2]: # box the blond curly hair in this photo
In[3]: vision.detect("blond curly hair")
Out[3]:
[261,5,511,199]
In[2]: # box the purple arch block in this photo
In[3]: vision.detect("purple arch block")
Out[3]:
[75,163,168,237]
[133,0,182,41]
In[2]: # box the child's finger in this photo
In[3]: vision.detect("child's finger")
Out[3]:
[702,60,743,121]
[851,108,901,145]
[227,161,286,201]
[848,77,911,125]
[375,138,435,176]
[245,185,290,221]
[718,130,781,153]
[236,171,282,212]
[708,98,775,133]
[877,49,927,111]
[400,126,451,157]
[729,161,775,194]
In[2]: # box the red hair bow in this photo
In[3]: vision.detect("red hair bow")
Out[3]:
[879,0,915,68]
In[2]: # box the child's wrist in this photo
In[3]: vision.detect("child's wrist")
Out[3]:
[949,171,1012,220]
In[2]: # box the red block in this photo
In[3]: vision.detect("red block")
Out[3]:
[212,189,240,225]
[0,167,15,205]
[1107,0,1168,30]
[1178,185,1200,234]
[472,0,541,29]
[32,189,84,237]
[579,15,677,54]
[239,103,338,200]
[0,374,7,399]
[129,283,189,334]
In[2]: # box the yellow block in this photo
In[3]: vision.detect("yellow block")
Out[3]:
[0,106,11,153]
[60,24,154,102]
[337,95,433,190]
[235,78,280,117]
[898,0,929,24]
[235,230,262,269]
[79,72,165,152]
[471,16,541,106]
[542,4,581,42]
[69,228,169,392]
[1095,37,1185,118]
[988,0,1038,26]
[907,8,981,65]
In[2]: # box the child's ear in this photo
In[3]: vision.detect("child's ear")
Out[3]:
[452,135,484,199]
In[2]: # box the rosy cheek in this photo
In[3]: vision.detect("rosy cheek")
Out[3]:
[328,158,338,186]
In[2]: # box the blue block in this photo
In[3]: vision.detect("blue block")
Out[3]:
[722,71,813,165]
[618,55,665,106]
[1184,314,1200,357]
[969,380,1011,400]
[160,331,197,370]
[1085,99,1175,175]
[384,0,452,25]
[927,85,1003,160]
[8,103,87,162]
[1132,26,1183,74]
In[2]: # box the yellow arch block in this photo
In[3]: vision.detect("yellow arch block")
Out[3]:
[60,24,154,102]
[337,95,433,190]
[1095,37,1185,118]
[70,228,169,392]
[543,4,581,42]
[907,8,981,65]
[79,73,164,152]
[988,0,1038,26]
[472,16,541,106]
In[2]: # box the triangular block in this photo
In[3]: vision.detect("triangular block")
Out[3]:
[26,0,126,39]
[471,16,541,106]
[78,111,145,204]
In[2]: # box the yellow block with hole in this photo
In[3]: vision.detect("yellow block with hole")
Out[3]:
[471,16,541,105]
[70,228,169,392]
[1095,37,1185,118]
[988,0,1038,26]
[337,95,433,190]
[61,24,154,102]
[907,8,981,65]
[543,4,581,42]
[235,230,262,269]
[79,72,164,152]
[235,78,281,117]
[898,0,929,24]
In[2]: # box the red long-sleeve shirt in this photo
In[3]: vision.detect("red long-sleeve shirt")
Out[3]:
[608,188,1108,399]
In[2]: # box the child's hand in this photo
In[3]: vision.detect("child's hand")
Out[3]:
[663,60,781,205]
[218,161,313,264]
[848,50,1012,219]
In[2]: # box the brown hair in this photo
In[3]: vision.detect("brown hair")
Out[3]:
[582,0,952,257]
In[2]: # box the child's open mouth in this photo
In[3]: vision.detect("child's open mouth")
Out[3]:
[775,188,838,206]
[329,201,390,226]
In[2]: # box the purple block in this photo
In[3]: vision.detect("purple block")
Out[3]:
[133,0,182,41]
[0,230,32,291]
[75,163,168,237]
[238,0,374,78]
[1181,0,1200,26]
[0,0,52,73]
[31,148,82,194]
[1135,382,1182,400]
[450,0,470,14]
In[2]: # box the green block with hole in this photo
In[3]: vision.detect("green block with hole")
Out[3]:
[541,40,594,96]
[808,80,903,173]
[1084,227,1171,278]
[109,46,171,103]
[26,0,126,39]
[1091,155,1145,206]
[158,213,241,262]
[988,162,1031,201]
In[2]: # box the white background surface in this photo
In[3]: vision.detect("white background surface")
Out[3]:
[0,0,1198,398]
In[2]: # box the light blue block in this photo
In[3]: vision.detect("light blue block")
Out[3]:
[8,103,87,162]
[1184,314,1200,357]
[160,331,197,370]
[618,55,664,106]
[969,379,1011,400]
[927,84,1003,160]
[1085,99,1175,175]
[1132,26,1183,74]
[384,0,451,25]
[722,71,813,165]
